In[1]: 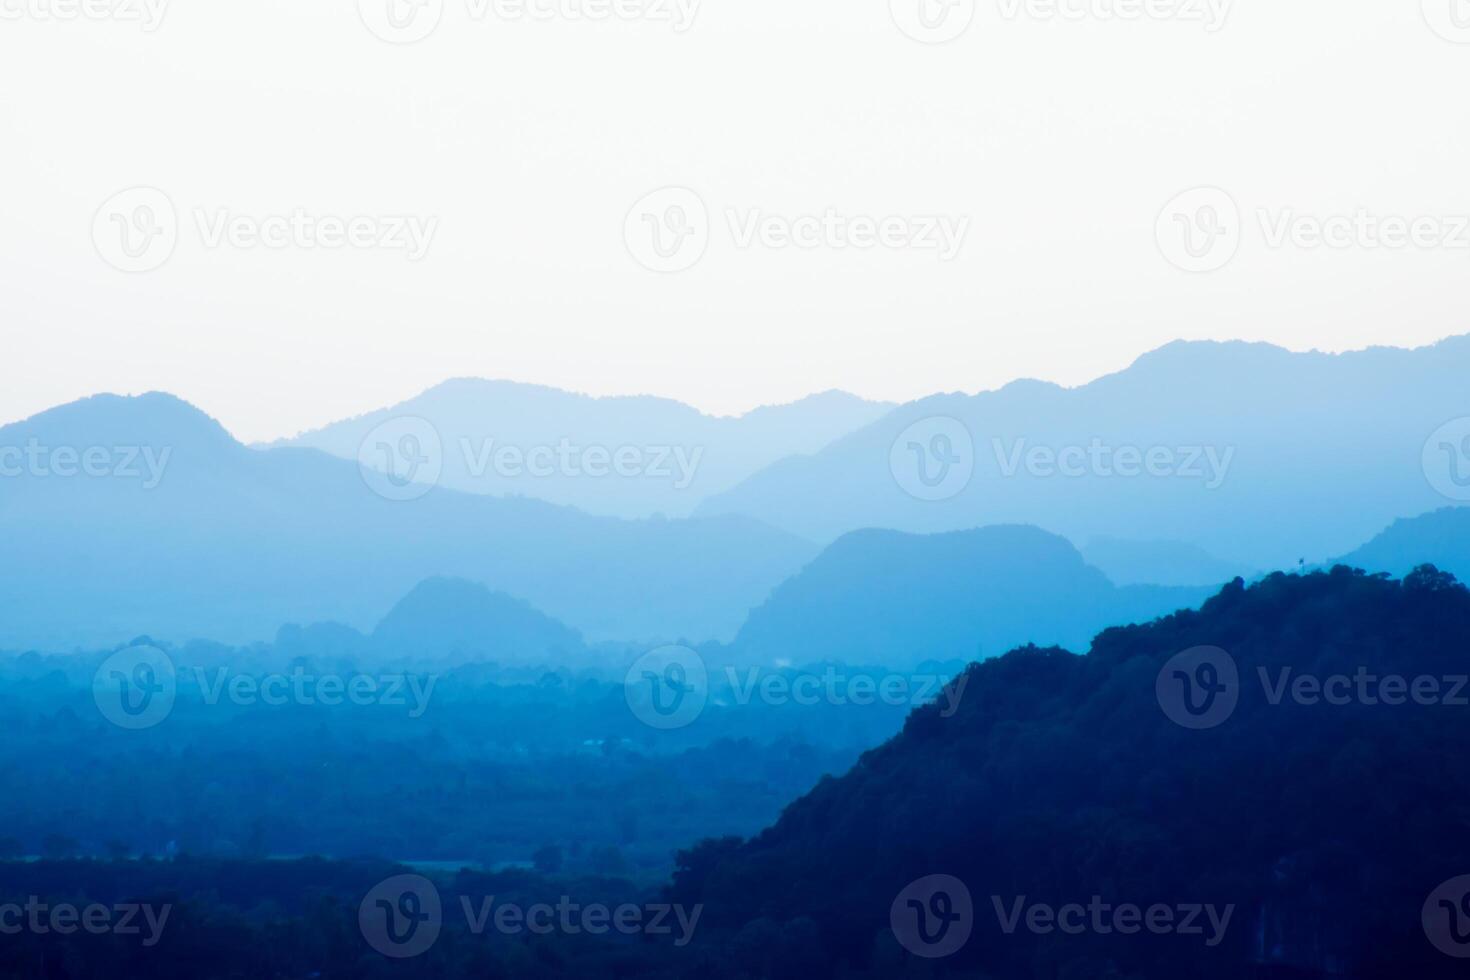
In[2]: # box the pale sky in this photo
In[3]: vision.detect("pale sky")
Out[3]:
[3,0,1468,443]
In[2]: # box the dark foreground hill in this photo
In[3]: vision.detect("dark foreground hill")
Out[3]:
[671,565,1470,978]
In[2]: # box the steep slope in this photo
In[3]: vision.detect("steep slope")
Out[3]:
[273,380,893,519]
[732,525,1211,668]
[671,567,1470,978]
[696,335,1470,570]
[0,393,818,650]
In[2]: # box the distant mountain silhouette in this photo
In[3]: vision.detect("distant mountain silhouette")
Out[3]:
[696,336,1470,572]
[274,379,892,519]
[0,393,817,650]
[673,566,1470,978]
[1337,506,1470,581]
[370,576,584,663]
[732,525,1211,668]
[1081,535,1245,587]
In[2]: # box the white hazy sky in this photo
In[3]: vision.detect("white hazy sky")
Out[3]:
[2,0,1469,442]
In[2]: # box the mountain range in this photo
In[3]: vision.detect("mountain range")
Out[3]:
[696,336,1470,571]
[272,380,892,520]
[0,393,816,650]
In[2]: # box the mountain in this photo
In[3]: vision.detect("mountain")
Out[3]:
[671,566,1470,978]
[1336,505,1470,581]
[370,576,584,663]
[696,336,1470,571]
[0,393,818,651]
[732,525,1212,669]
[272,380,893,519]
[1081,535,1246,587]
